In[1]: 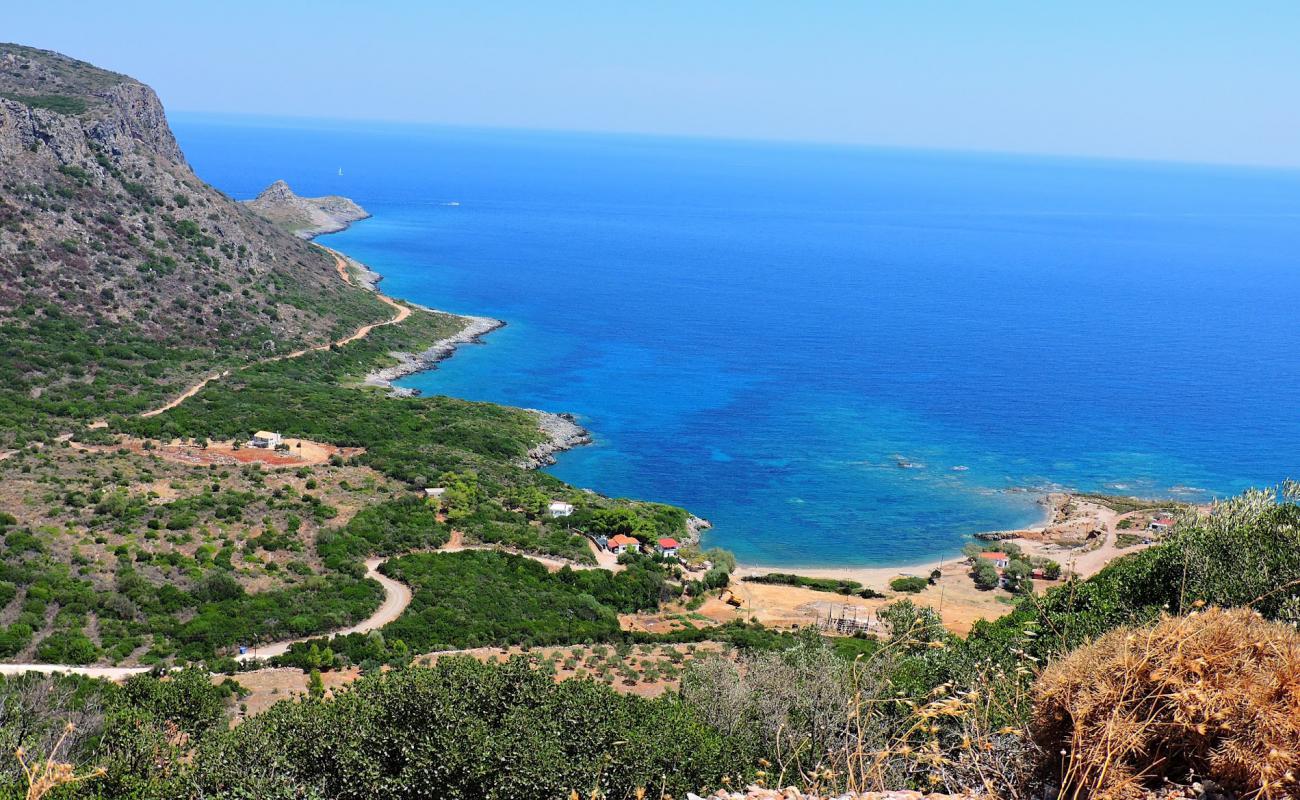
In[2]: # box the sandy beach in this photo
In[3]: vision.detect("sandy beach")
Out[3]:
[725,492,1191,634]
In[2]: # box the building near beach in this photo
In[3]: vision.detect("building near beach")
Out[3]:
[656,537,680,557]
[1148,516,1175,532]
[979,551,1010,569]
[250,431,282,449]
[548,501,575,518]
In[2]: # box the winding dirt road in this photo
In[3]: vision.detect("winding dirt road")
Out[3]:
[138,249,408,419]
[0,561,409,678]
[11,248,592,680]
[234,558,411,662]
[5,250,424,679]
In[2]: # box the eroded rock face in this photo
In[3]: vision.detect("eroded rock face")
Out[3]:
[244,179,371,238]
[86,81,185,165]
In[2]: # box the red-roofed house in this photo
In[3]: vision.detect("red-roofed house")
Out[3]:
[979,551,1010,569]
[607,534,640,555]
[1148,517,1175,532]
[656,537,680,557]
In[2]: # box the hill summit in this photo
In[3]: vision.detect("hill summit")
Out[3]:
[0,43,389,440]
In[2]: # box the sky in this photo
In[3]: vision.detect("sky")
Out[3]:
[6,1,1299,167]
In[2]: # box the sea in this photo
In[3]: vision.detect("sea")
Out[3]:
[172,114,1300,568]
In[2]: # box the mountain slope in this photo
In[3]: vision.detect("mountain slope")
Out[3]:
[0,44,390,441]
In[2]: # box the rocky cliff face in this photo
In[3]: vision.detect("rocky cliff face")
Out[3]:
[0,45,183,165]
[244,179,371,238]
[0,43,388,436]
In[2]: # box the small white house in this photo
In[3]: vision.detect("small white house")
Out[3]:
[424,487,448,502]
[607,534,639,555]
[979,551,1011,570]
[656,537,680,558]
[250,431,282,449]
[548,501,575,518]
[1148,516,1175,532]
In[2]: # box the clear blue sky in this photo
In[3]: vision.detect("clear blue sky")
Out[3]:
[7,1,1299,166]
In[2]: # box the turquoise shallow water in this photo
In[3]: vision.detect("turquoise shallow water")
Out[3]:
[173,115,1300,567]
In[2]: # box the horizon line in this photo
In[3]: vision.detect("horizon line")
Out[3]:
[167,108,1300,175]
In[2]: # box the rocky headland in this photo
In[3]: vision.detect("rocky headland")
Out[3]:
[521,411,593,468]
[244,179,371,238]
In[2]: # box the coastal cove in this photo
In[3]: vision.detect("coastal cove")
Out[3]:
[173,115,1300,568]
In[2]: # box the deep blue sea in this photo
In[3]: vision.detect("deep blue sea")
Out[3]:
[173,114,1300,567]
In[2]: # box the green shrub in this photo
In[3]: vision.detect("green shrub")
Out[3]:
[889,576,928,593]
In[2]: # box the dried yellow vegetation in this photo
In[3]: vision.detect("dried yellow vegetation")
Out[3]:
[1033,607,1300,800]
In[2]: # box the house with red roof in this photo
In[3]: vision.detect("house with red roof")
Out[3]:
[656,537,680,558]
[1148,516,1175,533]
[978,551,1010,569]
[607,534,640,555]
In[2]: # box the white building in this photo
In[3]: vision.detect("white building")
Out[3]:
[607,534,639,555]
[548,501,575,518]
[250,431,282,449]
[978,551,1011,570]
[424,487,448,502]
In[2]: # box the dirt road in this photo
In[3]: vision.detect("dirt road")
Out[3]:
[235,558,411,662]
[137,250,409,419]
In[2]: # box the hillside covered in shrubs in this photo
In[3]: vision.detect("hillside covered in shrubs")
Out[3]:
[5,485,1300,799]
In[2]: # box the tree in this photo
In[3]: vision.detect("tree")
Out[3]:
[1003,560,1033,594]
[972,560,1000,591]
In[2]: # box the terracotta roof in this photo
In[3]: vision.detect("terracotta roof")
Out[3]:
[979,552,1009,561]
[608,534,639,547]
[658,538,679,548]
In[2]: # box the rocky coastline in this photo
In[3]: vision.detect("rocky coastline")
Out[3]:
[519,410,594,468]
[337,251,383,291]
[362,313,506,396]
[685,513,714,544]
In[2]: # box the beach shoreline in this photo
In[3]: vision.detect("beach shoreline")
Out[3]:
[521,410,593,468]
[730,490,1167,581]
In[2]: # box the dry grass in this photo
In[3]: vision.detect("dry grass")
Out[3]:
[15,723,105,800]
[1032,607,1300,800]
